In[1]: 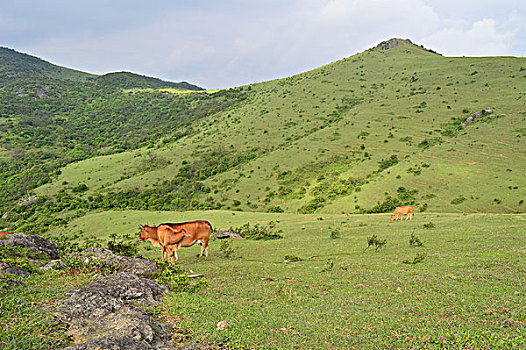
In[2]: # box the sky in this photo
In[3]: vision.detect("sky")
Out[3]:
[1,0,524,89]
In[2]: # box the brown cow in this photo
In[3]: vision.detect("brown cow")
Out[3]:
[391,206,415,221]
[137,224,185,263]
[137,220,213,259]
[0,232,13,237]
[157,225,189,263]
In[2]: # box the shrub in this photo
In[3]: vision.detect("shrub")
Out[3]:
[330,228,341,239]
[320,259,334,272]
[451,195,467,205]
[71,183,88,193]
[153,261,208,293]
[284,254,302,262]
[107,233,140,257]
[229,223,282,240]
[409,233,423,247]
[219,239,235,258]
[363,235,387,252]
[364,195,401,213]
[60,255,117,276]
[423,222,435,229]
[403,252,427,264]
[298,197,326,214]
[378,155,398,172]
[267,206,284,213]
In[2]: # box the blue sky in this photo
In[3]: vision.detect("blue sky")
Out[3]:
[1,0,524,89]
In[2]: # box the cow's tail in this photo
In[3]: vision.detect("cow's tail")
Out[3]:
[207,221,215,238]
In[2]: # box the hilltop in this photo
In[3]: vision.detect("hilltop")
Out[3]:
[1,38,525,233]
[0,46,202,90]
[0,46,93,81]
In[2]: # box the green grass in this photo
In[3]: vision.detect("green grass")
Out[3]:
[44,210,526,349]
[0,273,93,350]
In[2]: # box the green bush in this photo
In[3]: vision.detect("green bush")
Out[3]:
[153,261,209,293]
[423,222,435,229]
[363,235,387,252]
[229,223,283,240]
[451,195,467,205]
[403,252,427,264]
[267,206,284,213]
[107,233,140,257]
[284,254,303,262]
[409,233,424,247]
[219,239,235,258]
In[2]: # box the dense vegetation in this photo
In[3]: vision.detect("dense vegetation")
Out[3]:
[0,47,251,232]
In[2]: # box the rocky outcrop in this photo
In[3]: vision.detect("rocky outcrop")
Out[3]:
[50,272,174,350]
[0,233,59,259]
[464,109,494,126]
[214,230,242,239]
[40,259,66,271]
[0,260,31,278]
[71,247,157,276]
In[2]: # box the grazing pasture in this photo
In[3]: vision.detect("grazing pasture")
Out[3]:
[46,210,526,349]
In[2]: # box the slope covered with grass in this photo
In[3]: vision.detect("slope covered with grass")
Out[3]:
[2,39,525,233]
[28,40,525,218]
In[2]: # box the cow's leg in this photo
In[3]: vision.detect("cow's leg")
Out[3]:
[173,244,181,261]
[196,240,204,257]
[160,247,165,262]
[202,239,210,257]
[167,247,175,264]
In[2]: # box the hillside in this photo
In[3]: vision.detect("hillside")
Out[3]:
[0,46,223,223]
[1,38,525,233]
[94,71,203,91]
[0,47,93,82]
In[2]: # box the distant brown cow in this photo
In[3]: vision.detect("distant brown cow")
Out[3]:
[137,220,213,260]
[0,232,13,237]
[391,206,414,221]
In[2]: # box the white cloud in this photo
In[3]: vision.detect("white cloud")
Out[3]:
[2,1,524,88]
[423,18,515,56]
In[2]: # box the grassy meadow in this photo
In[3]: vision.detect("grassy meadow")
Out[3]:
[45,210,526,349]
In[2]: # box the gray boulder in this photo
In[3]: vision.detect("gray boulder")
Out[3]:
[0,260,31,278]
[0,233,59,259]
[214,230,242,239]
[59,335,174,350]
[50,272,173,350]
[71,248,157,276]
[40,259,66,271]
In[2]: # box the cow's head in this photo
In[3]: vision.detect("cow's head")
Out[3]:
[390,214,396,220]
[136,224,155,241]
[178,228,192,238]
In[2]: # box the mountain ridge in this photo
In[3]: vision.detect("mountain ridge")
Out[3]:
[0,46,203,90]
